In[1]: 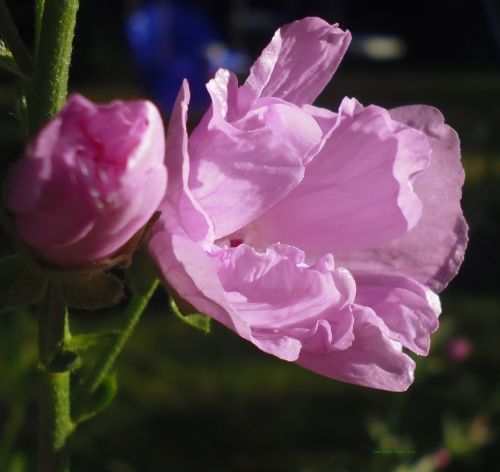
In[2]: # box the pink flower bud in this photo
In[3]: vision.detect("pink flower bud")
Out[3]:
[446,337,472,362]
[433,448,452,469]
[8,94,167,267]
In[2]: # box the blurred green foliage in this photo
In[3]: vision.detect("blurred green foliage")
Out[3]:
[0,290,498,471]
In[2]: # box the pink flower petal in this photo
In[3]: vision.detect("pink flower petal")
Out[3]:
[297,305,416,392]
[249,331,303,362]
[150,231,250,337]
[336,106,468,292]
[290,307,355,352]
[354,273,440,355]
[301,104,338,136]
[211,243,357,360]
[248,98,430,254]
[240,17,351,107]
[151,232,306,361]
[8,135,96,248]
[213,243,355,330]
[188,69,321,238]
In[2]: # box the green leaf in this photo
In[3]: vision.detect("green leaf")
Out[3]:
[0,41,22,76]
[58,272,124,310]
[76,372,118,423]
[126,248,158,297]
[34,0,46,57]
[0,254,47,314]
[170,297,211,334]
[69,331,120,351]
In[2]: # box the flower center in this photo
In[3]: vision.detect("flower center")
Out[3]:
[229,238,244,248]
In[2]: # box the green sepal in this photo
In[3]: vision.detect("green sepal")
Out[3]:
[126,248,158,297]
[76,372,118,423]
[68,331,120,352]
[0,254,48,314]
[170,297,211,334]
[58,272,124,310]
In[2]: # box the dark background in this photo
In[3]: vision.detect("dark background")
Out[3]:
[1,1,499,471]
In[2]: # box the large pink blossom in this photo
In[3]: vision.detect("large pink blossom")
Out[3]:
[8,94,167,267]
[149,17,467,391]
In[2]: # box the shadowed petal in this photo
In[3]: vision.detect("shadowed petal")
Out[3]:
[354,273,440,355]
[336,105,468,292]
[157,80,213,245]
[297,305,416,392]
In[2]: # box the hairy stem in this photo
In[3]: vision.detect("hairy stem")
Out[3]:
[38,286,73,472]
[38,372,71,472]
[28,0,79,134]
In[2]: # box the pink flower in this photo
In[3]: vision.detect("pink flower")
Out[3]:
[150,18,467,391]
[8,94,167,267]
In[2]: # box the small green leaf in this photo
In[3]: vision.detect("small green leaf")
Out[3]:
[58,272,124,309]
[0,40,23,77]
[69,331,120,351]
[76,372,118,423]
[170,297,211,334]
[126,248,158,296]
[0,254,47,314]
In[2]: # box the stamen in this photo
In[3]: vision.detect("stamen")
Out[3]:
[230,238,244,248]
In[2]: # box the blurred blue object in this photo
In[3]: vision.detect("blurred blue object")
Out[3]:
[126,1,249,113]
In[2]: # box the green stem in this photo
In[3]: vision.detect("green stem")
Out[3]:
[0,0,33,75]
[38,373,71,472]
[38,286,73,472]
[74,279,158,420]
[28,0,79,134]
